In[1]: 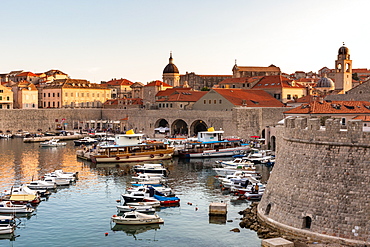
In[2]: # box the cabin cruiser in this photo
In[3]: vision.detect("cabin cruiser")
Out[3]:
[111,211,164,225]
[40,138,67,147]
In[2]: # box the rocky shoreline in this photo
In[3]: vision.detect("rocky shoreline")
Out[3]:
[238,202,341,247]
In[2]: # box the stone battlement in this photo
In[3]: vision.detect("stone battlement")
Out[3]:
[284,117,370,147]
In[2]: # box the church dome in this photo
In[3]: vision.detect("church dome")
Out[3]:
[338,45,349,56]
[163,53,179,74]
[316,75,335,89]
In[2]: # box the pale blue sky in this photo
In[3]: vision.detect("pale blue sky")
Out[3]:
[0,0,368,83]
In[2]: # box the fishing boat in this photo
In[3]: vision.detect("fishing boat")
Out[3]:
[39,138,67,147]
[111,211,164,225]
[85,129,174,163]
[0,201,35,214]
[178,127,250,158]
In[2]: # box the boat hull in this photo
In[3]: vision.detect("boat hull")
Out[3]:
[91,153,173,163]
[179,147,250,158]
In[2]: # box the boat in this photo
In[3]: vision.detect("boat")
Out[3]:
[133,163,169,177]
[121,191,147,203]
[116,205,156,214]
[0,224,14,235]
[242,149,274,164]
[111,211,164,225]
[213,164,257,177]
[26,180,57,190]
[40,138,67,147]
[83,129,174,163]
[125,201,161,208]
[178,127,250,158]
[243,191,264,201]
[44,170,78,182]
[153,194,180,205]
[0,201,35,214]
[131,174,166,185]
[43,176,71,186]
[73,136,98,146]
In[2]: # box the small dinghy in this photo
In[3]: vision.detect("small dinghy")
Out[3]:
[116,205,155,214]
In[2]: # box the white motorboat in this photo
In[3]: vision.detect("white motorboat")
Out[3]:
[43,177,71,186]
[0,201,35,214]
[131,174,166,185]
[73,137,98,146]
[125,201,161,208]
[44,170,78,182]
[111,211,164,225]
[116,205,155,214]
[133,164,169,177]
[213,164,257,177]
[40,138,67,147]
[26,180,56,190]
[244,191,264,200]
[0,224,14,235]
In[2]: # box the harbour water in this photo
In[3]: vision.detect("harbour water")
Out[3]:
[0,138,271,247]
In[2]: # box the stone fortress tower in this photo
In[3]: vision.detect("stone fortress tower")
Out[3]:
[258,117,369,246]
[334,43,352,93]
[162,52,180,87]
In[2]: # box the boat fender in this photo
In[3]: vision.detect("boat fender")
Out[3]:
[159,153,164,157]
[116,157,120,160]
[150,154,154,158]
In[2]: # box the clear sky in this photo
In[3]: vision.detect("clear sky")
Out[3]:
[0,0,368,84]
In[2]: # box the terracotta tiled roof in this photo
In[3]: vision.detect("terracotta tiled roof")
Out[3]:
[145,80,172,87]
[213,89,284,107]
[236,66,280,72]
[104,78,134,86]
[219,76,263,84]
[16,72,38,77]
[156,88,206,102]
[286,95,318,104]
[295,78,319,83]
[189,75,232,77]
[284,100,370,114]
[252,75,306,89]
[353,115,370,121]
[352,68,370,73]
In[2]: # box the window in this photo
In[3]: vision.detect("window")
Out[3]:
[287,94,291,100]
[274,94,281,99]
[0,90,3,93]
[180,104,183,108]
[87,93,89,97]
[97,93,100,97]
[265,204,271,215]
[303,216,312,229]
[170,103,173,108]
[57,93,60,97]
[214,100,216,104]
[204,100,206,104]
[341,118,346,125]
[44,93,46,97]
[92,93,95,97]
[44,102,46,108]
[209,100,211,104]
[65,93,68,97]
[48,93,50,97]
[71,93,73,97]
[52,102,55,107]
[81,93,84,97]
[6,96,9,101]
[219,100,222,104]
[0,96,2,100]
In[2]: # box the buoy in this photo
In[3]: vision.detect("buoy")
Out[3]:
[116,200,121,203]
[195,207,198,211]
[112,215,117,217]
[105,232,109,236]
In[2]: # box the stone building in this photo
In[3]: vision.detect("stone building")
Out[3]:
[130,82,144,99]
[155,87,207,110]
[179,72,232,90]
[0,84,13,109]
[12,81,38,109]
[192,88,284,111]
[41,79,111,108]
[103,98,143,109]
[100,78,134,99]
[258,117,370,246]
[232,64,281,78]
[142,80,172,108]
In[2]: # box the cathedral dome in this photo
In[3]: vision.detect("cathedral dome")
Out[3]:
[316,75,334,89]
[338,45,349,56]
[163,53,179,74]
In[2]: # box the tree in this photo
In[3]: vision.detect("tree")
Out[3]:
[352,73,359,81]
[201,87,210,91]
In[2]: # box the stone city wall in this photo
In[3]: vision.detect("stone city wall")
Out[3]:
[258,117,370,246]
[0,107,286,140]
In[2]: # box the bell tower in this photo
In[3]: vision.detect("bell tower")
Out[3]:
[162,52,180,87]
[334,43,352,93]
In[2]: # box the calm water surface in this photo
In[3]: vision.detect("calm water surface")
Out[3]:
[0,138,269,247]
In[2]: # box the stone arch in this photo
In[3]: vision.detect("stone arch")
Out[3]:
[189,120,207,136]
[270,136,276,151]
[171,119,188,136]
[155,119,169,128]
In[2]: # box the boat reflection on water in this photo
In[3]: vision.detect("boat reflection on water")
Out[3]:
[209,215,227,225]
[111,223,161,240]
[0,233,18,241]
